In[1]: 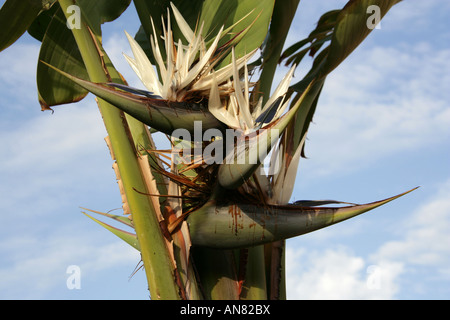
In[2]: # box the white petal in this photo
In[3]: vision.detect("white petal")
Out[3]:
[261,64,296,116]
[175,38,184,85]
[179,25,224,89]
[123,53,140,78]
[190,49,257,92]
[244,60,249,107]
[125,31,162,96]
[170,2,194,43]
[208,72,240,128]
[150,17,167,79]
[187,22,204,68]
[228,94,242,128]
[162,12,176,99]
[252,96,264,119]
[271,134,305,204]
[232,48,253,130]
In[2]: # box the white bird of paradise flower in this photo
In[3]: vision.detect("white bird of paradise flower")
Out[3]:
[122,2,296,134]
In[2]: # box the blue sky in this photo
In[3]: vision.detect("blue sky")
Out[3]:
[0,0,449,299]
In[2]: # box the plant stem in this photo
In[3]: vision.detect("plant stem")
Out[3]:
[58,0,181,299]
[239,246,267,299]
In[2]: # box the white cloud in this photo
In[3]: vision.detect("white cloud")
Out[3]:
[384,0,450,30]
[286,179,450,299]
[0,231,140,299]
[298,44,450,177]
[0,42,39,93]
[286,246,402,299]
[373,180,450,273]
[0,35,138,299]
[0,100,117,227]
[0,104,106,170]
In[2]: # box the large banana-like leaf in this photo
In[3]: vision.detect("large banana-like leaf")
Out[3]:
[36,5,88,110]
[40,62,225,135]
[285,0,402,92]
[199,0,275,68]
[29,0,131,41]
[320,0,402,76]
[258,0,300,105]
[187,188,417,248]
[0,0,56,52]
[35,1,131,109]
[280,9,339,68]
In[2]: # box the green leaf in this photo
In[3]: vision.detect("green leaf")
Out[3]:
[280,9,339,67]
[76,0,131,37]
[289,79,325,157]
[258,0,300,104]
[320,0,402,76]
[29,0,131,42]
[200,0,275,66]
[0,0,56,52]
[80,207,134,228]
[283,0,401,94]
[27,2,59,42]
[36,6,88,110]
[36,0,131,109]
[187,188,418,248]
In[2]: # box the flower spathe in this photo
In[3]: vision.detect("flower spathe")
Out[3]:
[208,47,296,133]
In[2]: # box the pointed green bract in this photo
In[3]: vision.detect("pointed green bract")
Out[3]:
[82,212,140,251]
[187,188,418,248]
[40,62,225,135]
